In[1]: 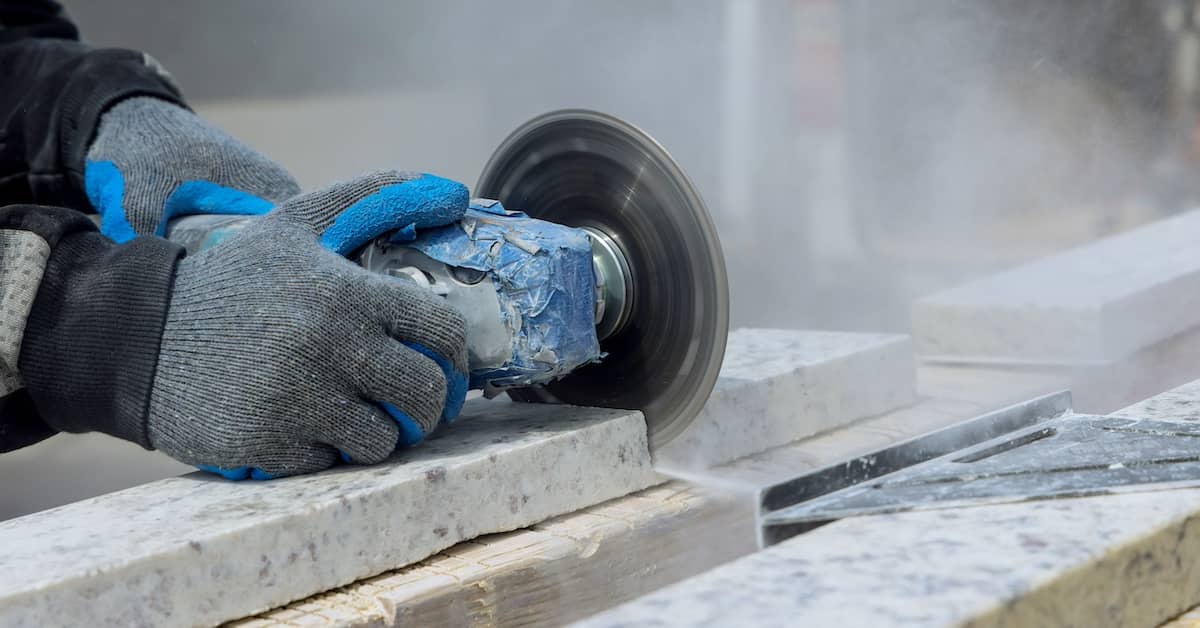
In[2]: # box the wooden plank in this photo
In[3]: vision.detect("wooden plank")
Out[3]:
[228,483,754,628]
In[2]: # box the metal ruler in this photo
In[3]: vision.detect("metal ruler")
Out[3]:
[763,393,1200,545]
[761,391,1200,544]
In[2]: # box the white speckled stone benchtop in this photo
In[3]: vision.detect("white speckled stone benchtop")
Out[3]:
[0,401,657,627]
[913,209,1200,365]
[580,378,1200,628]
[225,330,923,627]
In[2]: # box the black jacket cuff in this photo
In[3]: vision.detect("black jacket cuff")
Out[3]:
[19,225,183,447]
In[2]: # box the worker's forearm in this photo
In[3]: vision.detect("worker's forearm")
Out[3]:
[0,203,183,451]
[0,39,187,208]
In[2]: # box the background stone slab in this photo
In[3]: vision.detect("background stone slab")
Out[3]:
[912,209,1200,365]
[655,328,917,470]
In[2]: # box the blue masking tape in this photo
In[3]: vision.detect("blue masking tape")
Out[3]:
[405,201,601,388]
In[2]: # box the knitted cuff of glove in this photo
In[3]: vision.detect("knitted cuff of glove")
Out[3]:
[20,231,184,447]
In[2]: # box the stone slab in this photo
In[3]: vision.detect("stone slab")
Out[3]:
[243,358,1200,628]
[0,400,658,627]
[912,321,1200,416]
[579,488,1200,628]
[238,362,1059,628]
[912,209,1200,365]
[1112,378,1200,423]
[582,380,1200,628]
[1065,321,1200,414]
[655,328,916,471]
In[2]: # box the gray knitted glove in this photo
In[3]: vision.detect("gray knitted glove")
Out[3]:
[85,96,300,242]
[147,171,469,479]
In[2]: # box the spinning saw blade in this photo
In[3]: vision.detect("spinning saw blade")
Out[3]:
[477,110,729,450]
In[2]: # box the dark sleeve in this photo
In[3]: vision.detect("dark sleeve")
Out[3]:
[0,0,77,43]
[0,3,188,451]
[0,2,187,451]
[0,3,187,210]
[0,204,183,452]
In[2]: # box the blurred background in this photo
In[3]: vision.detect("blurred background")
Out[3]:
[4,0,1199,519]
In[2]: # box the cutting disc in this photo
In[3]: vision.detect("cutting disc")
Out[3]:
[477,110,729,450]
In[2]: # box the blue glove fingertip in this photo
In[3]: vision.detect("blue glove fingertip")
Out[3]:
[84,160,138,243]
[407,342,469,424]
[320,174,469,256]
[402,175,470,229]
[249,468,277,481]
[195,464,275,481]
[381,402,428,447]
[196,463,244,480]
[443,370,469,423]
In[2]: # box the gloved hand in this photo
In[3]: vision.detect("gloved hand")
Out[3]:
[85,96,300,242]
[148,171,470,479]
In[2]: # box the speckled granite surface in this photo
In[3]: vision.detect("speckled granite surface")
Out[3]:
[655,329,916,471]
[912,209,1200,365]
[581,380,1200,628]
[579,489,1200,628]
[0,400,657,627]
[238,358,1058,628]
[1112,379,1200,423]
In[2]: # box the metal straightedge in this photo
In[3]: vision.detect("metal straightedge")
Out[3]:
[761,390,1200,545]
[758,391,1072,545]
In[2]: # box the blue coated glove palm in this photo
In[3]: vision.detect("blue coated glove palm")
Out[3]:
[85,96,300,242]
[148,171,471,480]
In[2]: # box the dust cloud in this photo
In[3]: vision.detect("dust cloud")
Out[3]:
[0,1,1188,519]
[68,0,1186,333]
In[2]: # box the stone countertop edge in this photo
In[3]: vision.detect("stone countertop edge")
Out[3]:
[0,400,659,627]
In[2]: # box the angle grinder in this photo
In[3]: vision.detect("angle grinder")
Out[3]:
[165,110,728,450]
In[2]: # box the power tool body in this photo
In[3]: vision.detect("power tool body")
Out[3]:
[166,110,729,451]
